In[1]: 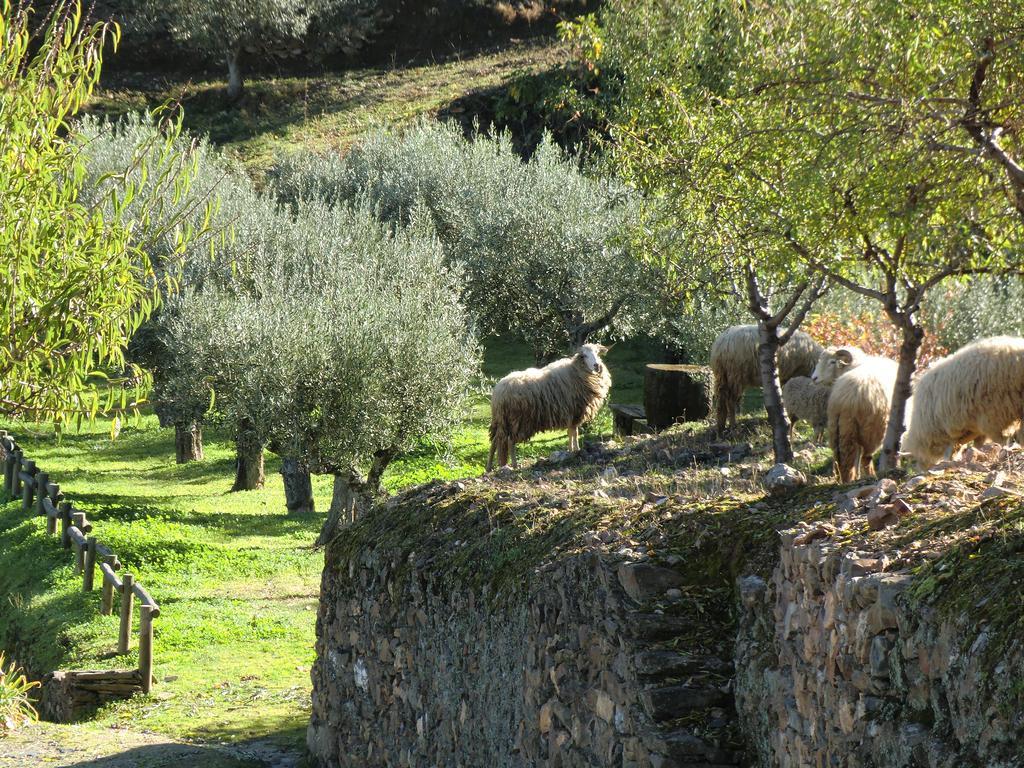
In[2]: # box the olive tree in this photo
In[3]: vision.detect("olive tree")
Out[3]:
[168,200,479,539]
[147,0,368,101]
[75,112,239,463]
[271,122,656,362]
[0,2,201,424]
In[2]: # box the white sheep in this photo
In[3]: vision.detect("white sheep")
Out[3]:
[903,336,1024,468]
[811,345,869,386]
[487,344,612,470]
[782,376,830,442]
[710,325,823,432]
[827,356,900,482]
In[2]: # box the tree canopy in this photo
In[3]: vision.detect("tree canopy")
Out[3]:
[0,1,202,426]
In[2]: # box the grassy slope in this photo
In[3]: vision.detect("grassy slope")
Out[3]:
[89,40,562,176]
[0,33,769,753]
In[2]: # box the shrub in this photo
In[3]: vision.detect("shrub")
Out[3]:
[803,310,948,369]
[271,121,655,361]
[923,276,1024,353]
[0,652,38,735]
[166,199,479,529]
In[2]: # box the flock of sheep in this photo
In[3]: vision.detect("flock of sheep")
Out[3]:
[485,327,1024,484]
[713,325,1024,481]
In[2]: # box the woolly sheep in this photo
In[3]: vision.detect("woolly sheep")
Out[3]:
[811,346,870,386]
[782,376,830,442]
[710,325,823,432]
[487,344,611,471]
[827,356,900,483]
[903,336,1024,468]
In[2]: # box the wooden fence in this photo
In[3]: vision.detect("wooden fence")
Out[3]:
[0,430,159,694]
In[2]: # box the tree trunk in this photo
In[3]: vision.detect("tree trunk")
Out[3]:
[878,313,923,473]
[757,322,794,464]
[643,364,712,430]
[318,471,365,547]
[316,448,397,547]
[226,49,243,101]
[154,402,174,429]
[230,429,264,492]
[174,421,203,464]
[281,457,315,515]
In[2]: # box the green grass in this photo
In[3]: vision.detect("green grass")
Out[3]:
[0,335,677,747]
[88,41,563,176]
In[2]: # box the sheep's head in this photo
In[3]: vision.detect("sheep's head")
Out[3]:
[811,346,862,386]
[576,343,609,374]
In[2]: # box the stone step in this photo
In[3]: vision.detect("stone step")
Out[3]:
[635,649,733,679]
[642,684,732,721]
[630,614,692,641]
[661,729,741,765]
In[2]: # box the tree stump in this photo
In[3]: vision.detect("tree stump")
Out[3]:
[643,364,712,431]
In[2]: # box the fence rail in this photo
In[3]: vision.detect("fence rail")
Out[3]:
[0,429,158,693]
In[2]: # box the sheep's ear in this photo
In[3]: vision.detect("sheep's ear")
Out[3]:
[835,349,853,365]
[597,344,610,355]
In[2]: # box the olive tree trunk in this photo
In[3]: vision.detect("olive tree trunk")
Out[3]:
[756,323,792,464]
[174,420,203,463]
[226,48,243,101]
[316,448,397,548]
[878,306,924,474]
[230,426,265,492]
[282,457,315,516]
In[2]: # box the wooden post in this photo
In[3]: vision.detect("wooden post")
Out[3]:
[118,573,135,654]
[34,471,49,516]
[60,501,72,549]
[83,537,98,589]
[73,532,86,573]
[139,605,155,694]
[20,459,36,512]
[45,487,60,535]
[11,450,23,496]
[72,511,88,534]
[100,557,117,615]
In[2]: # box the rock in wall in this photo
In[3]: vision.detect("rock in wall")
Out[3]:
[736,518,1024,768]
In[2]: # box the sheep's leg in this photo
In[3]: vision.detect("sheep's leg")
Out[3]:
[486,439,496,472]
[568,425,579,452]
[861,449,874,479]
[510,440,518,469]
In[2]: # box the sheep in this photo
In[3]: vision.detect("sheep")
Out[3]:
[487,343,612,471]
[827,355,900,482]
[903,336,1024,468]
[782,376,830,442]
[710,325,823,432]
[811,345,869,386]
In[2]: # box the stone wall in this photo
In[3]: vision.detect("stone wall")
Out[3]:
[308,507,743,767]
[736,517,1024,768]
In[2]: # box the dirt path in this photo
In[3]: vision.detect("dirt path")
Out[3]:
[0,723,306,768]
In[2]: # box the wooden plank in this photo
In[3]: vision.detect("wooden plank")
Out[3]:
[131,583,161,617]
[96,544,120,568]
[67,526,87,548]
[118,573,135,654]
[84,537,98,591]
[70,670,143,682]
[139,606,155,694]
